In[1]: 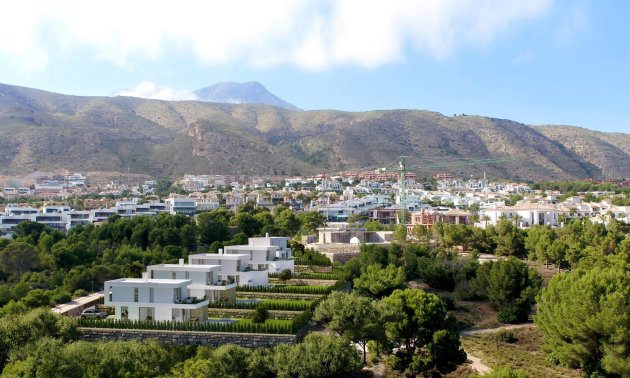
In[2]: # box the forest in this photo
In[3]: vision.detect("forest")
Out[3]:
[0,203,628,377]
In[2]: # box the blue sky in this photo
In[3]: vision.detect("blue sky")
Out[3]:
[0,0,628,133]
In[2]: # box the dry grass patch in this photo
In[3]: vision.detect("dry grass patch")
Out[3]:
[461,326,580,378]
[450,300,501,330]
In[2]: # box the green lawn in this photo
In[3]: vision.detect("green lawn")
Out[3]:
[236,318,293,327]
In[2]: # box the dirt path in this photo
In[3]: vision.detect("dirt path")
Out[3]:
[461,322,536,336]
[467,354,491,375]
[461,323,537,374]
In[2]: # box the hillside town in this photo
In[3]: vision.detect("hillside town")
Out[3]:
[2,171,629,240]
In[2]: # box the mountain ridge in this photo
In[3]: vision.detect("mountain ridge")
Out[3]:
[0,83,628,181]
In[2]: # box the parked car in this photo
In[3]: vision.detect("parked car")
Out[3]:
[80,308,108,319]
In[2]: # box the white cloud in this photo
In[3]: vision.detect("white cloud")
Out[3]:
[112,82,198,101]
[0,0,553,71]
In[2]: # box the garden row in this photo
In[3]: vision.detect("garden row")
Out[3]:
[268,272,342,280]
[78,312,311,334]
[208,299,317,312]
[236,284,337,295]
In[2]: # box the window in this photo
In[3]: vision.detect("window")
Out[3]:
[133,288,138,302]
[149,288,154,303]
[172,271,176,279]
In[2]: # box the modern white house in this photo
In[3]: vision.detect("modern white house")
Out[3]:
[481,203,559,228]
[146,259,237,302]
[223,235,295,273]
[188,234,295,286]
[187,252,268,286]
[104,275,209,322]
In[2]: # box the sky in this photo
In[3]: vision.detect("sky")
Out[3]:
[0,0,628,133]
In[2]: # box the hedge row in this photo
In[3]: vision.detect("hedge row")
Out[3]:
[268,272,342,280]
[293,258,331,267]
[208,300,314,312]
[236,285,332,295]
[78,315,309,334]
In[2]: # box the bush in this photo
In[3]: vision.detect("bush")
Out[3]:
[495,331,517,343]
[437,293,455,311]
[278,269,292,282]
[497,304,524,324]
[73,289,88,298]
[251,307,268,323]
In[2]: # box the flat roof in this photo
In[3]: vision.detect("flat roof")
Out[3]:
[148,264,221,271]
[188,253,250,259]
[106,278,191,287]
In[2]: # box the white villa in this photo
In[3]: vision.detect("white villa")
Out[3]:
[104,276,209,322]
[188,234,295,286]
[146,260,237,302]
[481,203,559,228]
[104,235,294,322]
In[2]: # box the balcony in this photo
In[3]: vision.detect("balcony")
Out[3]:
[174,296,206,305]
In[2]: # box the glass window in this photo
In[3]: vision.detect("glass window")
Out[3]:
[133,288,138,302]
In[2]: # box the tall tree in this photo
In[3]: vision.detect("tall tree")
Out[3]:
[314,291,384,364]
[484,258,542,323]
[379,288,466,375]
[536,256,630,377]
[353,264,405,298]
[0,242,40,276]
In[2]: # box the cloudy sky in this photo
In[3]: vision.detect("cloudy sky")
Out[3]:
[0,0,628,132]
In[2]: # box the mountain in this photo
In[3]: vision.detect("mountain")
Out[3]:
[193,81,301,111]
[533,125,630,179]
[0,82,627,181]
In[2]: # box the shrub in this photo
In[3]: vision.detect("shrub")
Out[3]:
[495,331,517,343]
[251,307,268,323]
[497,304,523,324]
[437,293,455,311]
[278,269,292,282]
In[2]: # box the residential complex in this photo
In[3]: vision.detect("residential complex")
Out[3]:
[104,236,294,321]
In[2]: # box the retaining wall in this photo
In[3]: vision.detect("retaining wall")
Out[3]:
[207,308,303,320]
[79,328,297,347]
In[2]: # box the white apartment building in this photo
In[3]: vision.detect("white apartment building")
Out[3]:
[165,197,197,215]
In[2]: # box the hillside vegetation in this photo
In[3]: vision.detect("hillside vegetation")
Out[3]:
[1,83,628,180]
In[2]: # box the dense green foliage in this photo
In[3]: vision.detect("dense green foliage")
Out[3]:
[380,288,466,376]
[536,254,630,377]
[478,258,542,323]
[314,291,384,363]
[353,264,405,298]
[250,307,269,323]
[0,206,329,314]
[0,308,78,370]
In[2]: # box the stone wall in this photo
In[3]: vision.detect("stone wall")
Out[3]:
[236,292,324,300]
[207,308,303,320]
[79,328,297,347]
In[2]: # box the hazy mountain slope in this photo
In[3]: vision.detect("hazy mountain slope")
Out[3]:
[0,83,626,180]
[534,125,630,178]
[194,82,301,111]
